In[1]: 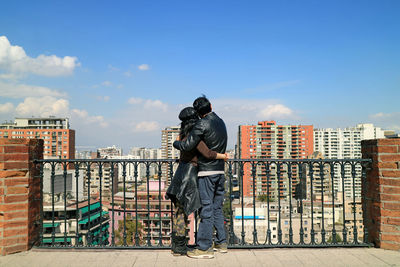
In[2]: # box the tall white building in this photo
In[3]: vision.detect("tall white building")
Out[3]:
[161,126,180,182]
[314,123,385,198]
[121,147,163,182]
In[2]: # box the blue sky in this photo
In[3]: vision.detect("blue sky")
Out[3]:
[1,0,399,151]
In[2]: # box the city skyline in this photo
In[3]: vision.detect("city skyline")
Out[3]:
[1,1,399,151]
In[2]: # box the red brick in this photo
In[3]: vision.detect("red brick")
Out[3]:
[383,217,400,225]
[383,187,400,195]
[3,145,29,153]
[0,170,28,178]
[4,178,28,187]
[3,211,26,220]
[380,241,400,251]
[2,153,30,162]
[377,146,398,153]
[380,224,400,233]
[0,203,28,212]
[3,228,27,238]
[381,234,400,243]
[377,162,398,169]
[380,194,400,201]
[382,170,400,178]
[3,220,28,229]
[381,209,400,218]
[377,139,400,146]
[0,188,3,195]
[362,145,377,154]
[3,161,29,170]
[380,154,400,162]
[384,202,400,211]
[2,244,28,255]
[1,236,28,246]
[362,140,378,146]
[4,195,28,203]
[0,139,29,145]
[379,178,400,186]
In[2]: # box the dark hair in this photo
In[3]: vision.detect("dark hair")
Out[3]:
[193,95,211,117]
[178,107,199,137]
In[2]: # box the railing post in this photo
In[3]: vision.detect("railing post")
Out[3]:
[0,139,43,256]
[362,138,400,251]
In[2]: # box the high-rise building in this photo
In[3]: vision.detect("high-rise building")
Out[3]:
[127,147,163,181]
[314,123,385,198]
[237,121,314,197]
[0,117,75,159]
[161,126,180,182]
[97,145,122,158]
[84,164,119,201]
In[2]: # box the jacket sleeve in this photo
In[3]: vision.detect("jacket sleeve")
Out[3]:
[173,121,204,152]
[196,140,217,159]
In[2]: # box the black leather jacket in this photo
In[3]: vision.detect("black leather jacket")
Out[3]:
[173,112,227,172]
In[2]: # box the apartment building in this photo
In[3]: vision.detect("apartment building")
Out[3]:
[314,123,385,198]
[237,121,314,197]
[42,199,110,246]
[0,117,75,159]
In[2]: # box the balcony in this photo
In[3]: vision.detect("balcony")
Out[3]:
[1,138,400,263]
[33,158,373,249]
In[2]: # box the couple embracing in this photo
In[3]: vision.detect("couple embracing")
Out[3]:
[166,96,228,259]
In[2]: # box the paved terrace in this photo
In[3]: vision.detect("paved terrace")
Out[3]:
[1,248,400,267]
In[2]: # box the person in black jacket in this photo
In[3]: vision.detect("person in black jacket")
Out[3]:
[167,107,228,256]
[173,96,228,259]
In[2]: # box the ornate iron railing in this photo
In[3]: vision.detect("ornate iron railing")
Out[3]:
[35,158,372,249]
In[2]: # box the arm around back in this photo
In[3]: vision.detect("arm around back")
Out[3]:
[173,120,205,152]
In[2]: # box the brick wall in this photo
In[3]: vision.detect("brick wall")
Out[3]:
[362,138,400,251]
[0,139,43,256]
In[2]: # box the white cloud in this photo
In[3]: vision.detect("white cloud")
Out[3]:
[15,96,69,117]
[369,112,400,133]
[127,97,143,105]
[370,112,391,119]
[133,121,160,132]
[96,95,110,102]
[101,81,112,86]
[0,102,14,113]
[71,109,108,128]
[107,64,119,72]
[0,36,79,76]
[128,97,168,111]
[123,71,132,77]
[138,64,150,71]
[144,99,168,111]
[0,81,66,98]
[258,104,294,119]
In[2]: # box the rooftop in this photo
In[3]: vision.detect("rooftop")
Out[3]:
[1,248,399,267]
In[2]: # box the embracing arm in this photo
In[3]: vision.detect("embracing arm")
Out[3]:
[173,121,204,152]
[196,141,228,160]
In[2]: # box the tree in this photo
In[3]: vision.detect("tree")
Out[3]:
[114,220,143,245]
[327,233,342,243]
[257,194,274,203]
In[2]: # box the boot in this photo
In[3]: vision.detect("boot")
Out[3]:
[170,232,177,254]
[172,234,187,256]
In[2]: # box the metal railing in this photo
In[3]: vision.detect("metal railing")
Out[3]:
[35,158,372,249]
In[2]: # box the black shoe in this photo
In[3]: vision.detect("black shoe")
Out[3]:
[171,234,187,256]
